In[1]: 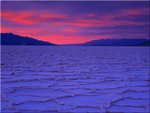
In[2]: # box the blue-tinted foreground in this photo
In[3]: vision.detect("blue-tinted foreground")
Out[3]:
[1,46,150,112]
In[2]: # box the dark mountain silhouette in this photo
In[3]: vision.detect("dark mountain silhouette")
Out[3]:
[138,40,150,46]
[1,33,149,46]
[83,39,149,46]
[1,33,56,45]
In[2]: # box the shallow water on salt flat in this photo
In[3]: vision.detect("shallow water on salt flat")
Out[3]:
[1,46,150,112]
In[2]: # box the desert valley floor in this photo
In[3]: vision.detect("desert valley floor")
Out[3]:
[1,46,150,112]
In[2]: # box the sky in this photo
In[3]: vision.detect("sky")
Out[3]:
[1,1,149,44]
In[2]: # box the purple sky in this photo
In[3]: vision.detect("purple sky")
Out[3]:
[1,1,149,44]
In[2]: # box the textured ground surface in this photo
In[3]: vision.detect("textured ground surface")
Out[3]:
[1,46,150,112]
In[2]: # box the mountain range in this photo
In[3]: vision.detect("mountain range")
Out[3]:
[1,33,55,45]
[1,33,149,46]
[83,39,150,46]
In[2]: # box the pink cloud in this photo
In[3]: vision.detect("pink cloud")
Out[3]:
[1,7,149,44]
[61,28,80,33]
[100,8,149,21]
[1,11,66,25]
[1,8,148,27]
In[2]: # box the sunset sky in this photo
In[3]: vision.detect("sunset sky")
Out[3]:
[1,1,149,44]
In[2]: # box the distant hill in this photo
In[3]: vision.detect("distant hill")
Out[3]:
[138,40,150,46]
[83,39,150,46]
[1,33,56,45]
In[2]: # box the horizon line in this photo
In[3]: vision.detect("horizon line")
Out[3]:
[1,32,149,45]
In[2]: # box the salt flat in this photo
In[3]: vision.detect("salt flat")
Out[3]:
[1,46,150,112]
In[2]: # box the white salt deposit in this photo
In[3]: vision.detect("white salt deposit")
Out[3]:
[1,46,150,112]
